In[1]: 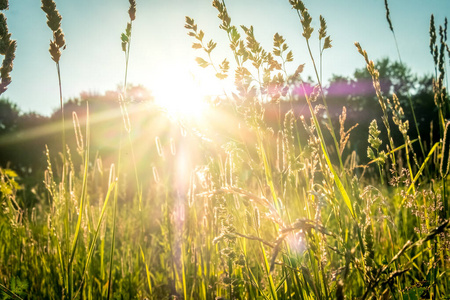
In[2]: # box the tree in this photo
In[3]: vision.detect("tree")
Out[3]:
[325,57,436,161]
[0,98,19,134]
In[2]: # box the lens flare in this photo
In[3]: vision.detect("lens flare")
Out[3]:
[151,65,220,119]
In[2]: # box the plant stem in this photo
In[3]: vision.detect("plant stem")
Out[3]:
[296,10,346,177]
[56,61,71,299]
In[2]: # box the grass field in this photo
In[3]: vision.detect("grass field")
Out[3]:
[0,0,449,299]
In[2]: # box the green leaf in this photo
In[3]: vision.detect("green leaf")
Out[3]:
[406,142,440,195]
[306,95,355,218]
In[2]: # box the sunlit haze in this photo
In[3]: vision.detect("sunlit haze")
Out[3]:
[3,0,450,115]
[2,1,450,297]
[152,63,222,119]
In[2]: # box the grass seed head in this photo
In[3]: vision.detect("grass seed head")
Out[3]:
[364,221,375,276]
[212,0,231,32]
[72,112,84,153]
[319,15,327,40]
[0,11,14,94]
[254,206,260,230]
[54,28,65,48]
[445,17,448,41]
[289,0,313,39]
[430,15,437,55]
[128,0,136,21]
[108,164,115,187]
[440,121,450,178]
[339,107,358,156]
[0,0,8,10]
[301,10,313,40]
[384,0,394,32]
[289,0,306,12]
[41,0,62,32]
[368,120,382,151]
[323,36,332,50]
[41,0,65,63]
[0,13,7,37]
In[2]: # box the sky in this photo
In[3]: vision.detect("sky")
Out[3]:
[2,0,449,116]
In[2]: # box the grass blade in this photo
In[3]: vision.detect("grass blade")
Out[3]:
[406,142,440,195]
[0,283,24,300]
[140,245,153,296]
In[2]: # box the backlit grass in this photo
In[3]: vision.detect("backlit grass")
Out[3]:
[0,0,449,299]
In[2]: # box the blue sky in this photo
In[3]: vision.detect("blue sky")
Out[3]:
[2,0,449,115]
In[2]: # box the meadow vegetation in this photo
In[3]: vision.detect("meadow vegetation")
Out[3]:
[0,0,449,299]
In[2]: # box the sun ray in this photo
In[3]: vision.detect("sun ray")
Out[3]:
[151,64,222,120]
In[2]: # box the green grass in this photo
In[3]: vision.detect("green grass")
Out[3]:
[1,0,450,299]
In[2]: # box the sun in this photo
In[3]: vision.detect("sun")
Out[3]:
[151,64,221,119]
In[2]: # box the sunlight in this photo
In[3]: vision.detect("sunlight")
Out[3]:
[152,64,221,119]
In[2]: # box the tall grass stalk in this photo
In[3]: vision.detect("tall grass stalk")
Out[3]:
[2,0,450,299]
[106,168,119,299]
[384,0,428,179]
[120,0,142,210]
[67,104,90,298]
[291,2,345,176]
[298,71,356,218]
